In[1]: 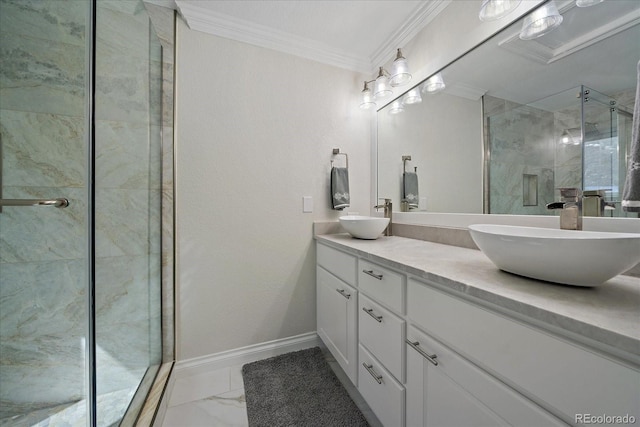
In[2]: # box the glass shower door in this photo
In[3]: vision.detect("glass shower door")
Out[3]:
[1,0,164,425]
[0,0,90,425]
[582,87,619,215]
[93,1,163,424]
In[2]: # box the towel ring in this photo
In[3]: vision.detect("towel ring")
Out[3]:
[402,155,411,174]
[332,148,348,168]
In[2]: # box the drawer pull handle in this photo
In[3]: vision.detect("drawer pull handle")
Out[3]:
[406,339,438,366]
[362,307,383,323]
[335,288,351,299]
[363,363,383,384]
[363,269,383,280]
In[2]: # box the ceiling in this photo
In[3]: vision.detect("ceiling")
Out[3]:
[145,0,450,74]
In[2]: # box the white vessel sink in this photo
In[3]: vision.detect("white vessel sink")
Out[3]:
[468,224,640,287]
[339,215,390,240]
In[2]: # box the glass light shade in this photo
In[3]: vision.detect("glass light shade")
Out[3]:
[359,83,376,110]
[388,100,405,115]
[422,72,446,94]
[576,0,604,6]
[390,57,411,87]
[478,0,522,21]
[403,87,422,105]
[374,73,392,100]
[519,2,563,40]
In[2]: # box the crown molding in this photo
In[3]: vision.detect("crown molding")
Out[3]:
[498,1,640,65]
[174,0,450,74]
[370,0,452,71]
[445,82,487,101]
[175,0,372,73]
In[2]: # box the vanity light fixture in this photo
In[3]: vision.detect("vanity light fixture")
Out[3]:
[421,72,446,94]
[359,81,376,110]
[389,49,411,87]
[374,67,393,100]
[576,0,605,6]
[388,100,405,115]
[519,1,563,40]
[478,0,522,21]
[359,48,413,110]
[403,87,422,105]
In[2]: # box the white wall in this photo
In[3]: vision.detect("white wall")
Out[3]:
[175,18,370,360]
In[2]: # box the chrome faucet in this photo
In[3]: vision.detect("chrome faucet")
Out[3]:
[546,188,582,230]
[374,198,392,236]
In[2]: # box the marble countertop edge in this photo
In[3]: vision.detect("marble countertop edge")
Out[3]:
[315,233,640,361]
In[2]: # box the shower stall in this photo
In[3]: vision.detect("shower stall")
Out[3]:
[485,85,635,217]
[0,0,174,425]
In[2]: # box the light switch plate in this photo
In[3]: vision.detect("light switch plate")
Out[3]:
[303,196,313,213]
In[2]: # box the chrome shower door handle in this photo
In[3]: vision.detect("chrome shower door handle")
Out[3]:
[0,198,69,208]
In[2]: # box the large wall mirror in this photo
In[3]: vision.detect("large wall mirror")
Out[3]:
[377,0,639,218]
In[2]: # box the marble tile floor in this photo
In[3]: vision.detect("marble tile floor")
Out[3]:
[0,387,137,427]
[162,348,382,427]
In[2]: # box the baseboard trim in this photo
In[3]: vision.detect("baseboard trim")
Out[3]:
[173,332,321,380]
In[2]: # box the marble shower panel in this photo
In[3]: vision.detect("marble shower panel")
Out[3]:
[1,0,174,423]
[486,98,555,215]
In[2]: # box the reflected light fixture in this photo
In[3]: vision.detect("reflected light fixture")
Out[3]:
[478,0,521,21]
[576,0,605,6]
[519,1,563,40]
[374,67,393,100]
[403,87,422,105]
[389,49,411,87]
[560,129,581,145]
[359,81,376,110]
[388,100,405,115]
[358,47,412,110]
[422,72,446,94]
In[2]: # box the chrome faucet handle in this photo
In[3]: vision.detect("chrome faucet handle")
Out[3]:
[374,197,392,209]
[557,187,582,201]
[548,188,583,230]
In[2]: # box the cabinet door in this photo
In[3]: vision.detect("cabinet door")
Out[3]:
[317,266,358,384]
[406,332,506,427]
[406,325,566,427]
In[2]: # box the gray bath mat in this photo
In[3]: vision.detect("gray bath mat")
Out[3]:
[242,347,369,427]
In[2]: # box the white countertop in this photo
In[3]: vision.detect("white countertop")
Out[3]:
[316,234,640,360]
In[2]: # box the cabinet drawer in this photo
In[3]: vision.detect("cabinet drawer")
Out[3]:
[359,294,404,381]
[317,243,357,286]
[317,266,358,385]
[358,259,404,313]
[408,279,640,424]
[406,325,566,427]
[359,344,405,427]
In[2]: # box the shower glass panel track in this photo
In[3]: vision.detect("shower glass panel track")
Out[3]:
[0,0,163,426]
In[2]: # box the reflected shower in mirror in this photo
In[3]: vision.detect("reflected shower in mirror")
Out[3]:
[377,0,640,217]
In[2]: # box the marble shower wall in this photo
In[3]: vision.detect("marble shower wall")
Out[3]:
[0,0,173,421]
[485,96,555,215]
[0,0,89,418]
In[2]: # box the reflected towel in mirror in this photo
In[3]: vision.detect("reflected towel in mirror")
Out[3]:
[622,60,640,212]
[331,167,350,210]
[403,172,419,209]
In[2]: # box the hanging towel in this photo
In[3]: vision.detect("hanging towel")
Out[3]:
[622,60,640,212]
[403,172,419,209]
[331,167,350,210]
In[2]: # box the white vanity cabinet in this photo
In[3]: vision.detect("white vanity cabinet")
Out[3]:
[316,244,358,384]
[316,237,640,427]
[407,279,640,426]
